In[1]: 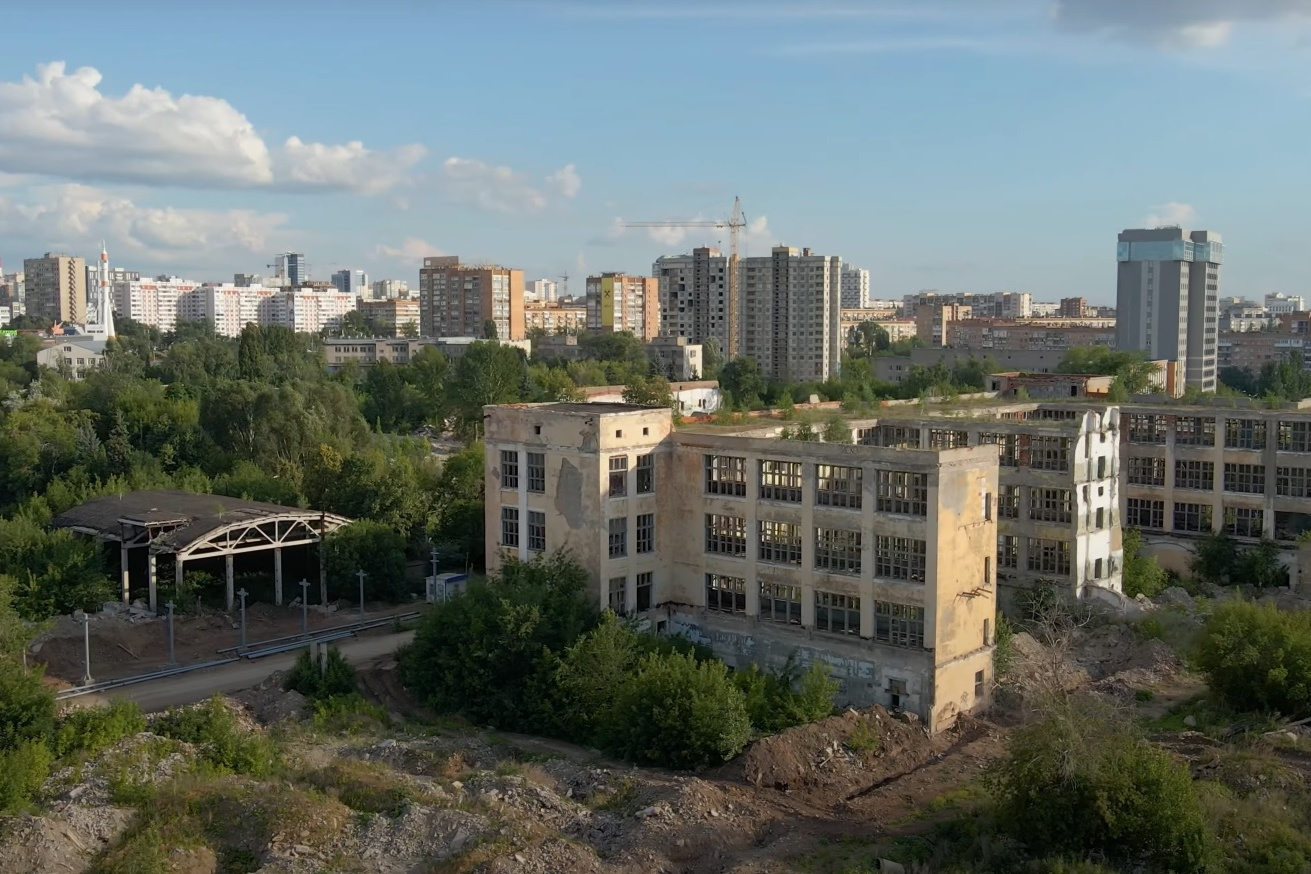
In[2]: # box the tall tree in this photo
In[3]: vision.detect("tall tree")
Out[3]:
[445,342,527,435]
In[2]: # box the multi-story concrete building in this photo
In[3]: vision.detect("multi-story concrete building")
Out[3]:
[36,337,107,379]
[653,247,730,352]
[916,303,971,347]
[585,273,660,340]
[1116,227,1222,392]
[371,279,411,300]
[524,301,587,335]
[331,269,369,297]
[646,335,704,380]
[358,299,420,336]
[176,285,355,337]
[840,265,870,309]
[903,291,1031,320]
[24,253,87,325]
[740,246,843,382]
[112,276,202,334]
[419,256,525,340]
[276,288,356,335]
[272,253,308,287]
[947,319,1116,351]
[1265,293,1305,315]
[525,278,559,303]
[1218,331,1308,373]
[322,336,531,371]
[1058,297,1089,319]
[484,402,998,731]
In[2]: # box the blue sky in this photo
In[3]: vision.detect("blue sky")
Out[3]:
[0,0,1309,304]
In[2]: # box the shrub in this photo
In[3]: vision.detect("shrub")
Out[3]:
[599,651,752,770]
[0,740,52,812]
[1122,528,1168,599]
[152,695,279,777]
[284,646,357,701]
[1195,599,1311,716]
[52,700,146,758]
[0,659,56,751]
[547,613,644,744]
[733,656,837,734]
[987,696,1210,872]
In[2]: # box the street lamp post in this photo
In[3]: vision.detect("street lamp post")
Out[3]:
[76,611,93,686]
[356,569,367,623]
[299,579,310,638]
[430,547,439,602]
[165,601,176,666]
[237,588,248,650]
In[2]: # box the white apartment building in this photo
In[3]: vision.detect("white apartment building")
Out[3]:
[177,285,354,337]
[525,279,559,303]
[1265,293,1305,315]
[278,288,357,334]
[653,247,730,352]
[113,277,202,334]
[371,279,411,300]
[840,265,870,309]
[740,246,843,383]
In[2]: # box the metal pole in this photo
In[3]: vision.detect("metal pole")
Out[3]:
[237,588,248,650]
[165,601,176,666]
[299,579,310,638]
[430,546,439,603]
[356,569,367,623]
[79,613,93,686]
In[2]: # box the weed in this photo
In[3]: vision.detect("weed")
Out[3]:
[52,700,145,759]
[1135,689,1155,702]
[310,693,390,735]
[845,718,881,755]
[152,695,280,777]
[302,759,417,816]
[286,646,358,701]
[589,776,639,813]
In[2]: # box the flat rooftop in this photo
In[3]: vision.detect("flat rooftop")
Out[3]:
[534,402,660,414]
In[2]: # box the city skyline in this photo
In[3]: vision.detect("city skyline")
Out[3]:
[0,2,1309,302]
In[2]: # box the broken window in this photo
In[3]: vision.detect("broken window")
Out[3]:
[815,527,862,575]
[705,574,746,613]
[704,455,747,496]
[500,450,519,489]
[500,507,519,547]
[816,464,862,509]
[875,536,927,582]
[759,581,802,625]
[758,520,803,565]
[526,452,545,493]
[815,591,860,635]
[1175,460,1214,491]
[759,460,803,503]
[875,470,928,516]
[704,514,747,556]
[608,455,629,498]
[875,603,925,649]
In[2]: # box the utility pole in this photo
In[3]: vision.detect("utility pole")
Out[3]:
[237,588,248,650]
[429,547,439,602]
[76,611,93,686]
[299,579,310,638]
[356,569,367,623]
[165,601,176,666]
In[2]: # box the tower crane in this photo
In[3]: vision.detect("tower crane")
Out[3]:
[557,272,569,300]
[627,197,747,358]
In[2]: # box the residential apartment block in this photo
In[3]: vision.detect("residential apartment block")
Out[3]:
[585,273,660,340]
[24,253,86,325]
[903,291,1033,320]
[524,301,587,335]
[915,304,971,347]
[419,256,525,340]
[176,285,356,337]
[740,246,843,383]
[946,319,1117,351]
[483,402,998,731]
[323,337,530,371]
[359,299,420,337]
[840,265,870,309]
[653,247,730,352]
[112,277,203,334]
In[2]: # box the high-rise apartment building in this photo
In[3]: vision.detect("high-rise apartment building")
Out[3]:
[113,276,203,334]
[371,279,411,300]
[24,253,87,325]
[653,247,730,352]
[840,265,870,309]
[331,269,369,297]
[272,253,308,287]
[418,256,525,340]
[740,246,843,382]
[1116,228,1222,391]
[585,273,660,340]
[525,279,559,303]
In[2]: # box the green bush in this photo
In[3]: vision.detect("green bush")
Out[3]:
[1122,528,1168,599]
[152,695,279,777]
[0,659,56,751]
[284,646,357,701]
[733,655,837,734]
[52,700,146,758]
[1195,599,1311,716]
[987,696,1210,872]
[599,651,752,770]
[0,740,53,812]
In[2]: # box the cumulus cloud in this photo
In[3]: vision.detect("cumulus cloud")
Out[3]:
[0,62,424,194]
[372,237,442,260]
[636,214,774,250]
[440,157,582,213]
[1143,202,1197,228]
[0,184,286,258]
[1053,0,1311,48]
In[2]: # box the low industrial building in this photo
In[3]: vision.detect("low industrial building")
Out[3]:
[36,337,108,379]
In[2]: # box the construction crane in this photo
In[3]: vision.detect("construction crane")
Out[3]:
[627,197,747,358]
[557,272,569,300]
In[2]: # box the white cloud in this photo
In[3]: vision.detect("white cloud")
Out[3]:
[0,62,424,194]
[1143,202,1197,228]
[1053,0,1311,48]
[635,213,774,250]
[0,184,286,259]
[372,237,442,260]
[440,157,583,213]
[276,137,427,195]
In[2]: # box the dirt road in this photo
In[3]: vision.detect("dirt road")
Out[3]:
[82,630,414,712]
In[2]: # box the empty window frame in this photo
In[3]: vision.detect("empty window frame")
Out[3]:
[875,470,928,516]
[1127,456,1166,487]
[979,432,1019,467]
[874,602,925,649]
[636,512,654,554]
[1173,502,1212,533]
[705,573,746,613]
[1175,460,1214,491]
[607,576,626,614]
[607,517,627,557]
[500,506,520,547]
[998,484,1021,519]
[705,514,747,556]
[759,460,803,503]
[527,510,546,552]
[526,452,545,493]
[705,455,747,496]
[1278,420,1311,453]
[1030,488,1073,524]
[1223,463,1265,495]
[816,464,862,509]
[1277,466,1311,498]
[1175,416,1216,447]
[759,581,802,625]
[500,450,519,489]
[929,429,969,450]
[1224,507,1264,538]
[608,455,628,498]
[759,520,803,565]
[635,572,653,611]
[1224,418,1266,450]
[873,424,919,448]
[636,453,654,493]
[1031,436,1071,471]
[1126,414,1167,444]
[1125,498,1164,530]
[997,534,1019,569]
[1026,538,1070,575]
[874,536,927,582]
[815,591,860,635]
[815,527,862,575]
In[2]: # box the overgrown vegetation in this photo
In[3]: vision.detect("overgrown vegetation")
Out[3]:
[1121,528,1168,599]
[1194,599,1311,716]
[1190,531,1289,589]
[284,645,359,702]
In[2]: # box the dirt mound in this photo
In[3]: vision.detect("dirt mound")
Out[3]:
[231,670,307,725]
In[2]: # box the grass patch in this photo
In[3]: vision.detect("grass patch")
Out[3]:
[422,830,515,874]
[310,693,391,735]
[787,835,883,873]
[845,718,881,755]
[301,759,418,816]
[588,776,638,813]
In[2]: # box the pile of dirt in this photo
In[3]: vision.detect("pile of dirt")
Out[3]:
[231,669,308,724]
[1003,623,1183,706]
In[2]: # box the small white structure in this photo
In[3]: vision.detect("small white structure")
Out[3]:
[37,337,108,379]
[426,572,469,603]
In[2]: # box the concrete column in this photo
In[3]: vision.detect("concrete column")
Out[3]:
[174,556,184,604]
[120,542,130,604]
[319,545,327,609]
[147,552,157,614]
[225,554,235,612]
[274,547,283,606]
